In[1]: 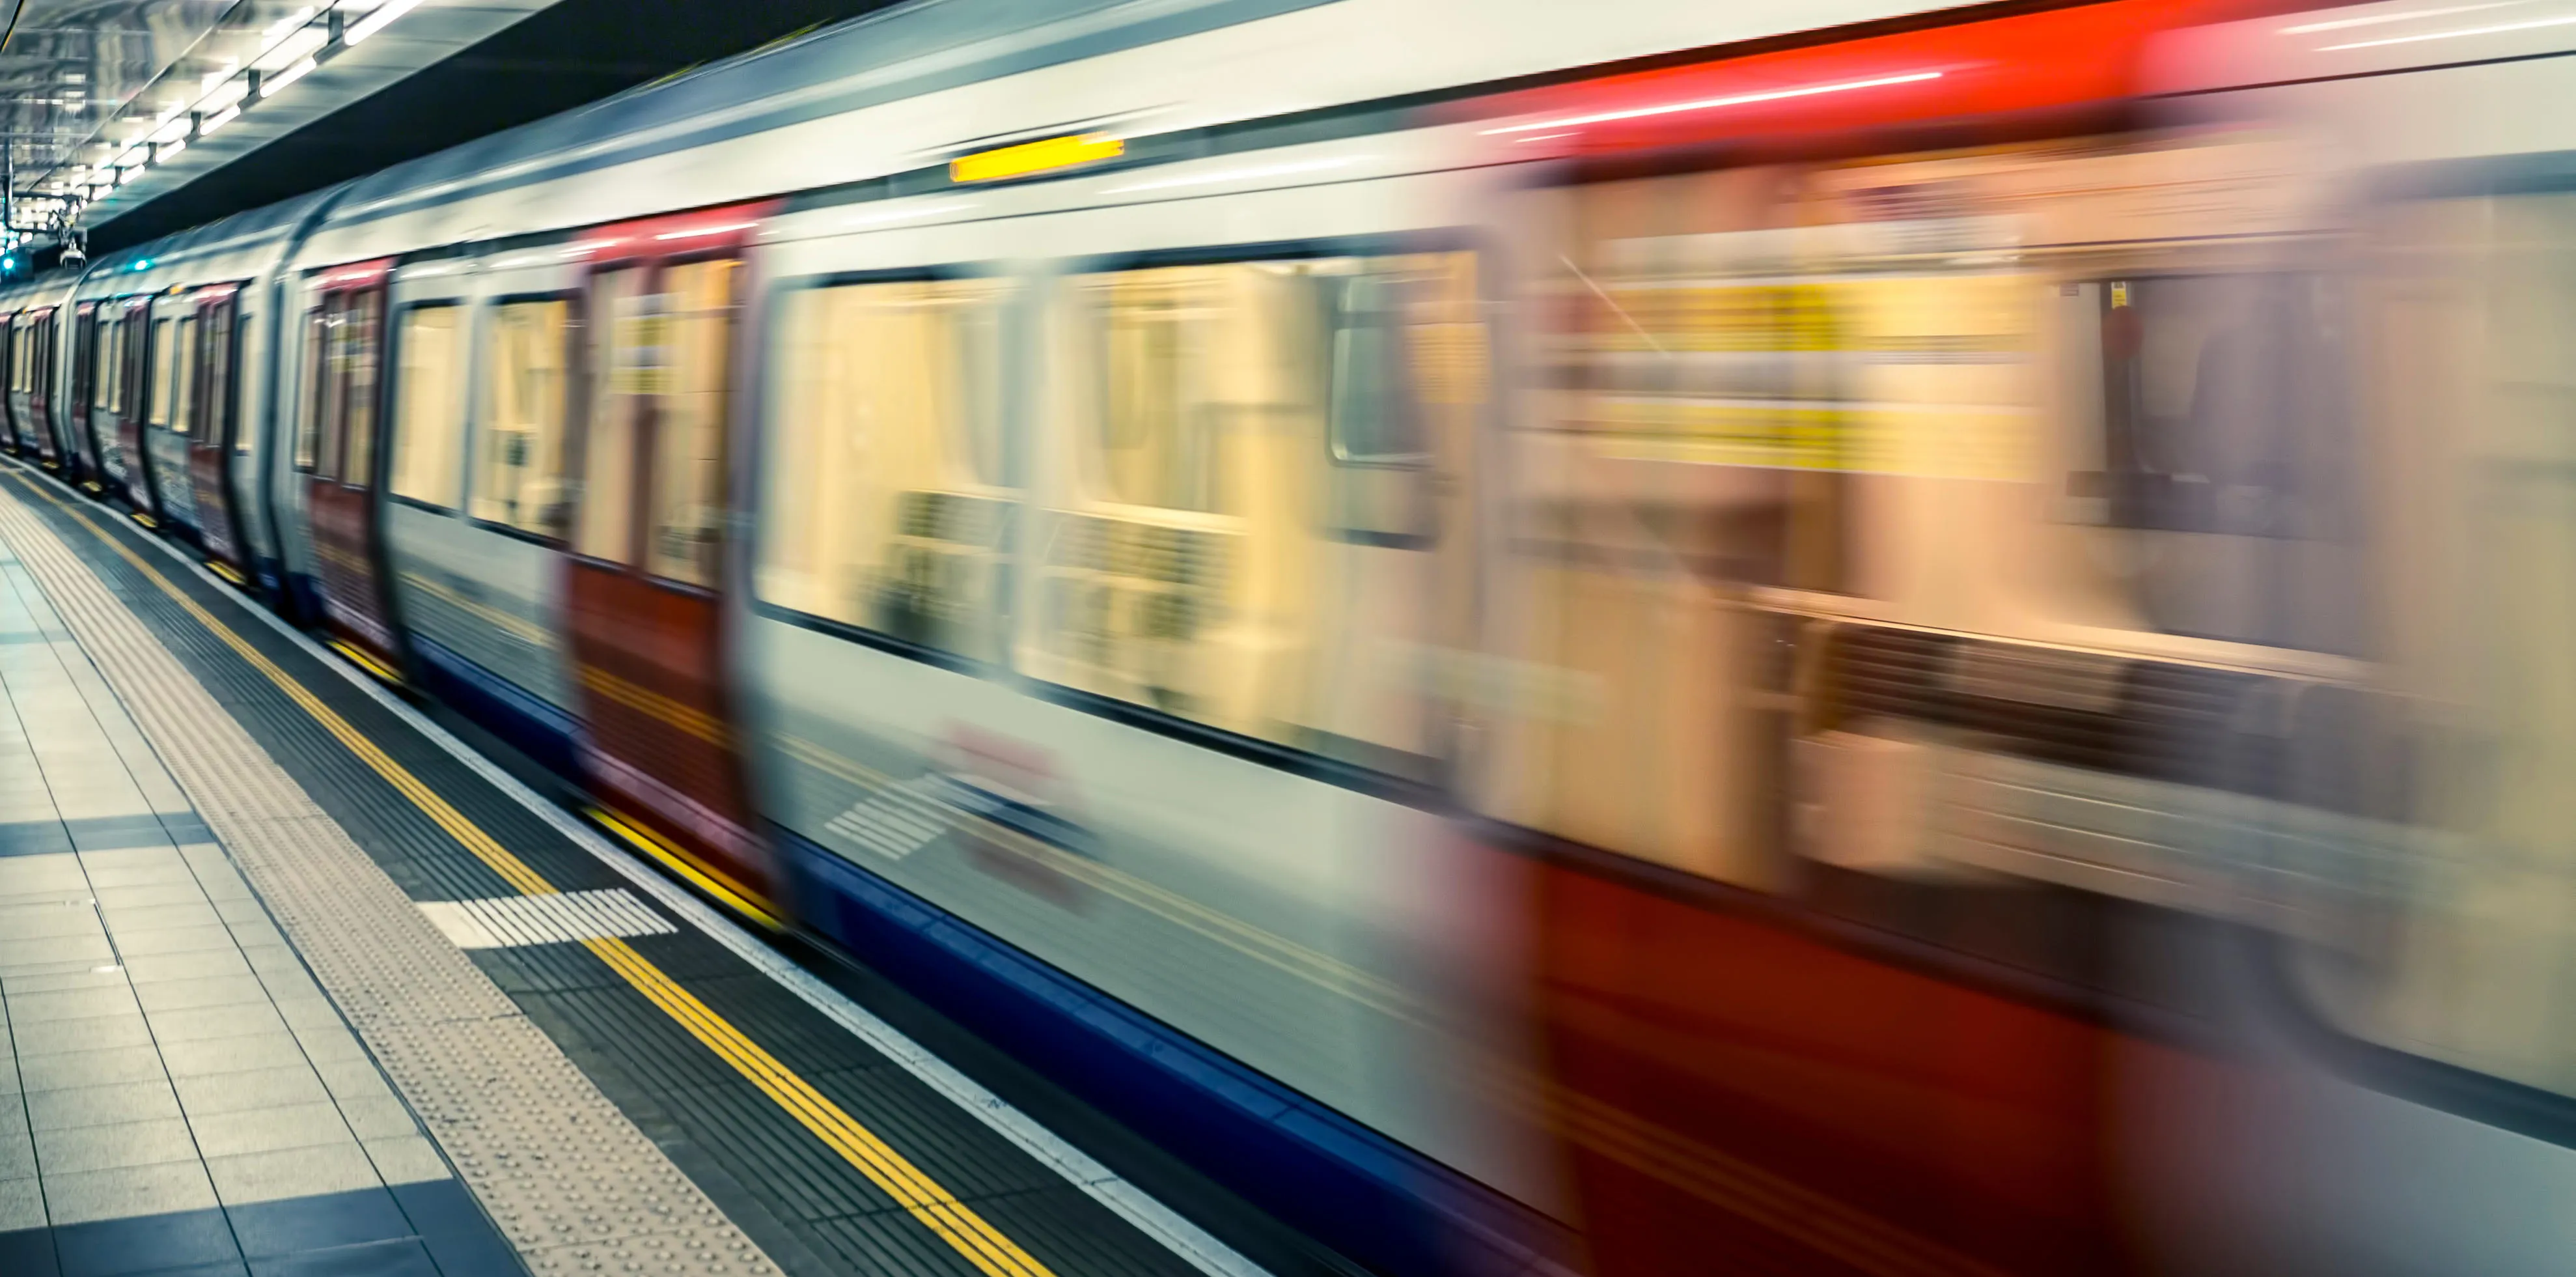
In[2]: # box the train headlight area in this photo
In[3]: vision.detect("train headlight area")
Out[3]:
[14,0,2576,1274]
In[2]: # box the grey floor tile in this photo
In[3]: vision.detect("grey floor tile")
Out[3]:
[210,897,270,925]
[359,1136,448,1187]
[120,949,251,986]
[75,848,186,874]
[33,1116,199,1173]
[287,1028,367,1067]
[187,1101,353,1158]
[172,1065,329,1117]
[157,1032,308,1079]
[0,903,105,940]
[312,1058,395,1106]
[0,934,115,972]
[79,864,197,889]
[270,996,342,1032]
[7,982,141,1023]
[0,1174,38,1231]
[102,903,226,934]
[43,1157,218,1224]
[327,1096,417,1142]
[4,966,133,995]
[16,1044,167,1093]
[0,1125,33,1179]
[109,926,237,957]
[204,1142,380,1206]
[90,881,212,911]
[134,975,270,1015]
[10,1011,152,1056]
[222,920,288,951]
[148,1002,289,1045]
[25,1079,184,1131]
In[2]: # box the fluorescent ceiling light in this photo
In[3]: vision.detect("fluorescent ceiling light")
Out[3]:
[346,0,427,46]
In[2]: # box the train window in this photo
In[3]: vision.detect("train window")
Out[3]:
[95,319,118,413]
[389,303,467,509]
[2072,274,2358,651]
[294,311,324,471]
[576,268,645,563]
[206,303,240,455]
[169,316,197,436]
[473,298,573,537]
[7,323,21,393]
[758,274,1016,662]
[645,259,739,586]
[1022,251,1470,774]
[340,290,385,486]
[146,316,177,429]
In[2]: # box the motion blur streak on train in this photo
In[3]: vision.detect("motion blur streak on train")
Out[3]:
[8,0,2576,1271]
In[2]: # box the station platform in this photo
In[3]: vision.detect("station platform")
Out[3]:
[0,458,1284,1277]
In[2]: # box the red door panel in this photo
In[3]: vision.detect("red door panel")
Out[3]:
[188,291,247,578]
[562,207,775,915]
[302,268,402,671]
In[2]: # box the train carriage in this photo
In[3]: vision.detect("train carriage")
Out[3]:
[20,0,2576,1273]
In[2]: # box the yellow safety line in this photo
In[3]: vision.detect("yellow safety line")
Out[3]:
[589,806,783,932]
[0,469,1056,1277]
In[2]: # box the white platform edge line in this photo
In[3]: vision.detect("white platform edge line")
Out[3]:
[114,503,1272,1277]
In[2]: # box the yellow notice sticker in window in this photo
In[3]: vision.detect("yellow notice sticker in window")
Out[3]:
[949,134,1124,184]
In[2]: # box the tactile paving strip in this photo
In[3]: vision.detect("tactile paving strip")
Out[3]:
[0,485,783,1277]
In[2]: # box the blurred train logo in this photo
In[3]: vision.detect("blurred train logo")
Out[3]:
[822,725,1098,910]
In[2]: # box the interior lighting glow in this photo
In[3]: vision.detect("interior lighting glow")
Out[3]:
[840,201,976,228]
[255,28,325,75]
[950,134,1125,184]
[1103,155,1362,194]
[262,5,316,44]
[345,0,427,46]
[652,221,758,241]
[2319,10,2576,47]
[262,55,317,100]
[2282,2,2519,34]
[1481,69,1946,135]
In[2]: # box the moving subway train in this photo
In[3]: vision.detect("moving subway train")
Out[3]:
[8,0,2576,1270]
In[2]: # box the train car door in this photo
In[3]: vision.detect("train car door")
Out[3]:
[299,261,402,675]
[563,206,775,914]
[67,303,100,487]
[28,309,61,470]
[112,294,161,520]
[1,312,22,457]
[142,295,203,535]
[186,286,249,582]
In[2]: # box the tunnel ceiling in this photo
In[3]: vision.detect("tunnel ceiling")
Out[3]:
[0,0,904,259]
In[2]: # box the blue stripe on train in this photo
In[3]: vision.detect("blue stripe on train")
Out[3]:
[408,634,583,781]
[779,830,1552,1277]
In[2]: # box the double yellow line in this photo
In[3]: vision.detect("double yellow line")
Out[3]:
[0,468,1057,1277]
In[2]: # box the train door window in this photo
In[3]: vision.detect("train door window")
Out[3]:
[576,267,646,563]
[1028,251,1473,770]
[758,274,1017,662]
[295,309,325,471]
[204,303,239,454]
[169,316,198,436]
[389,303,467,509]
[7,321,22,393]
[473,298,573,537]
[147,316,177,430]
[2068,273,2357,652]
[340,290,385,485]
[94,319,118,412]
[645,259,740,585]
